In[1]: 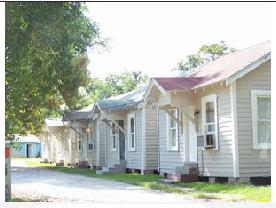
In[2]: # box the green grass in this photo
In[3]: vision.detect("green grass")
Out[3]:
[192,193,219,200]
[178,182,271,202]
[17,158,271,202]
[10,197,46,202]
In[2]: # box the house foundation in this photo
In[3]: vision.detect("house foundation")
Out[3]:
[77,160,89,168]
[203,176,270,185]
[162,166,199,182]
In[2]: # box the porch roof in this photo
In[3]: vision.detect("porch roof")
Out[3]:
[45,118,64,127]
[153,77,204,92]
[62,103,94,121]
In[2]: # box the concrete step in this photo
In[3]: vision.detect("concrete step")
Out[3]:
[108,167,126,173]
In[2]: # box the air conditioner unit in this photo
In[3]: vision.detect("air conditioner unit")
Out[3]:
[204,134,215,149]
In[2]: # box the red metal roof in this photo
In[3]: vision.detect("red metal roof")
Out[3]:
[153,77,204,91]
[153,40,270,91]
[189,40,271,88]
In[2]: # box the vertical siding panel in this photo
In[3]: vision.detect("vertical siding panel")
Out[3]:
[145,105,158,170]
[126,110,142,169]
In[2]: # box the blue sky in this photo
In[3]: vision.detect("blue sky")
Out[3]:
[85,3,271,79]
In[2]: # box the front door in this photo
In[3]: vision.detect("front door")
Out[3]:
[118,120,125,160]
[26,144,32,158]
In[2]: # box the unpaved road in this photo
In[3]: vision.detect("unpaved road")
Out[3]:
[11,160,204,203]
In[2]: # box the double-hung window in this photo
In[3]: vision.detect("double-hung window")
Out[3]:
[251,90,271,149]
[167,109,179,151]
[201,94,218,150]
[111,122,117,151]
[128,113,135,151]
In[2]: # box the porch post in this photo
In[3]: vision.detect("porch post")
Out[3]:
[181,109,189,162]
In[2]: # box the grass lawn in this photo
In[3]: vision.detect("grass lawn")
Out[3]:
[178,182,271,202]
[10,197,46,202]
[18,158,271,202]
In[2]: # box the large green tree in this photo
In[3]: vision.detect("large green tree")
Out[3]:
[6,2,105,139]
[176,41,236,71]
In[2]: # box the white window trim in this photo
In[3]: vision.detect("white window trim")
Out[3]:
[128,113,136,151]
[166,109,179,151]
[111,123,118,151]
[251,90,271,150]
[201,94,219,150]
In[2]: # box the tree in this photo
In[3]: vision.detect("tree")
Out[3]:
[6,2,106,139]
[105,71,148,95]
[75,71,149,109]
[199,41,237,62]
[176,41,236,71]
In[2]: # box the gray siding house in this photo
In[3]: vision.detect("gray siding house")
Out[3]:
[62,104,94,167]
[143,41,271,183]
[91,86,158,174]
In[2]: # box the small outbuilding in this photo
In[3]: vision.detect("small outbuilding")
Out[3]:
[11,135,41,158]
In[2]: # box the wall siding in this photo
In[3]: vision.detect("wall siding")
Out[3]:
[99,120,107,166]
[106,121,120,167]
[145,105,158,170]
[236,61,271,177]
[126,110,143,169]
[159,109,185,174]
[196,85,234,177]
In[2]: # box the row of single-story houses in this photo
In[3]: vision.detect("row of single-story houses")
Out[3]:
[41,40,271,184]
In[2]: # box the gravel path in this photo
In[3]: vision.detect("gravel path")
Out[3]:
[11,160,202,203]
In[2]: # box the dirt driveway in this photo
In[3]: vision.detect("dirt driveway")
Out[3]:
[11,159,201,203]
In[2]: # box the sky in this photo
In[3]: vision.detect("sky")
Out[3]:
[85,3,271,79]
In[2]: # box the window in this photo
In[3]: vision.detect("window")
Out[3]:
[201,94,218,150]
[128,113,135,151]
[88,143,93,150]
[251,90,271,149]
[111,122,117,151]
[166,109,179,151]
[78,140,82,151]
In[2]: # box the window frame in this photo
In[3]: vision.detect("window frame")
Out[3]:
[201,94,219,150]
[111,122,118,151]
[128,113,136,151]
[166,109,179,151]
[78,139,82,152]
[87,127,94,152]
[251,90,271,150]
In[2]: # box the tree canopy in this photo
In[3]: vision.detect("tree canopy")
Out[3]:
[6,2,105,139]
[176,41,236,71]
[75,71,149,109]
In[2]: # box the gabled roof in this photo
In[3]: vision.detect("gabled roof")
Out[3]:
[62,103,94,121]
[148,40,270,94]
[188,40,271,88]
[96,85,147,111]
[15,135,41,143]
